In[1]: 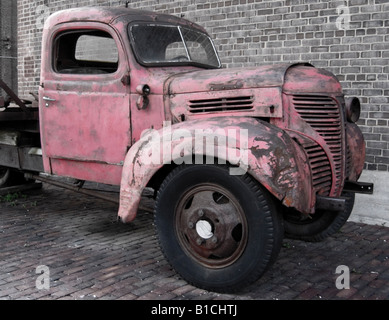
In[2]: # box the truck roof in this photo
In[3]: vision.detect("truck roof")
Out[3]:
[45,6,206,33]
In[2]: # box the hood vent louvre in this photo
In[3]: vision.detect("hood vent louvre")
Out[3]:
[188,96,254,114]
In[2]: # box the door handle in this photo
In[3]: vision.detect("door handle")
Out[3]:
[43,97,56,102]
[43,96,56,107]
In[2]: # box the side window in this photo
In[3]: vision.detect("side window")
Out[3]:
[54,30,119,75]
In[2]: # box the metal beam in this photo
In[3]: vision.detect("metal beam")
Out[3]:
[0,79,29,112]
[25,173,154,214]
[0,182,42,196]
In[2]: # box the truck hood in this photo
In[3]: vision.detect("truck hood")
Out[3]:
[165,63,306,94]
[164,63,343,122]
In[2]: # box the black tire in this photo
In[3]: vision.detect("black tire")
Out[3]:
[0,167,11,187]
[154,165,284,293]
[283,192,355,242]
[0,167,27,188]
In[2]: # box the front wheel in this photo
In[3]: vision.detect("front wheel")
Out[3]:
[154,165,284,293]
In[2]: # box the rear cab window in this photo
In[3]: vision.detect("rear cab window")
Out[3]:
[53,30,119,75]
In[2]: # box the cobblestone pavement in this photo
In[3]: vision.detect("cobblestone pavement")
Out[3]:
[0,183,388,301]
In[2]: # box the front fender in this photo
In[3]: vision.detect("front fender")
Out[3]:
[118,117,314,223]
[346,122,366,181]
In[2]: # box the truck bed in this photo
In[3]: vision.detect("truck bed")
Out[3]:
[0,106,43,173]
[1,78,43,173]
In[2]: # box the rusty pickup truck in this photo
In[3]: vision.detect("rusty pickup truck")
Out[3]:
[0,7,373,293]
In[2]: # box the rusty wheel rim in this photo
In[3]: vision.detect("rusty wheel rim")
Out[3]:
[175,184,248,269]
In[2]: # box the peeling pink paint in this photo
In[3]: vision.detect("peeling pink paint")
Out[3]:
[118,118,313,223]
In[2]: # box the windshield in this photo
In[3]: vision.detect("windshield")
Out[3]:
[129,24,221,69]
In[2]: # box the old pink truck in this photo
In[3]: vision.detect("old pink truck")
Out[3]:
[0,7,373,292]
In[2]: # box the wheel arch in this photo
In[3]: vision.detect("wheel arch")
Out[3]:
[118,118,314,223]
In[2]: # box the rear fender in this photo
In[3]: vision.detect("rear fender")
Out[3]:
[118,117,313,223]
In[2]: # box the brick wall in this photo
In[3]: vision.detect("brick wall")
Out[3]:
[17,0,389,171]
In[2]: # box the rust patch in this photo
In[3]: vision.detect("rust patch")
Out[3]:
[209,80,244,91]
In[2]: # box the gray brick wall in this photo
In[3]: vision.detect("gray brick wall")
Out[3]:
[17,0,389,171]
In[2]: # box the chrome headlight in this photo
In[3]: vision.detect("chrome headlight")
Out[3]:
[345,97,361,123]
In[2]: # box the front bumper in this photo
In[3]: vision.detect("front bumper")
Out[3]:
[316,180,374,212]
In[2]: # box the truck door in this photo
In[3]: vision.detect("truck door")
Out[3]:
[39,23,131,185]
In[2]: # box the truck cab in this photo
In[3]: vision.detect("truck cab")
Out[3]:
[0,7,373,293]
[39,7,223,186]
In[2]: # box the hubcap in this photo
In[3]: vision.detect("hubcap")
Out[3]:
[196,220,213,240]
[175,184,248,269]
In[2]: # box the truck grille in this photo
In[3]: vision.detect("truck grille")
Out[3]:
[292,95,344,196]
[188,96,254,114]
[300,140,332,196]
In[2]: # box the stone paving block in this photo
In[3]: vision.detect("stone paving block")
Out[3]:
[0,184,388,300]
